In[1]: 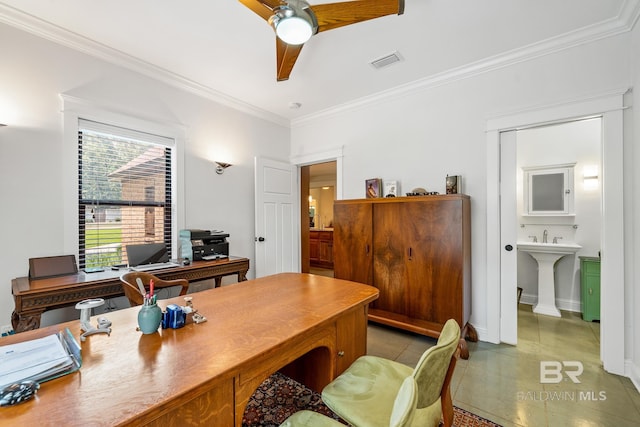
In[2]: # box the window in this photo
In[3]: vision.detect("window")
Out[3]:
[78,119,174,269]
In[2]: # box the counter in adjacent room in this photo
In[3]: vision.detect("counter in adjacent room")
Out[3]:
[309,229,333,269]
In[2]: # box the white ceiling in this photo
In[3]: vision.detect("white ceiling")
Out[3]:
[1,0,636,125]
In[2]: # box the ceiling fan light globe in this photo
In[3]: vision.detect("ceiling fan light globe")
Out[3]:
[275,16,313,45]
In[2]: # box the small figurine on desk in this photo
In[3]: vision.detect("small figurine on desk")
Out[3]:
[184,296,207,324]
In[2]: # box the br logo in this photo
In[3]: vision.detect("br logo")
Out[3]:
[540,361,583,384]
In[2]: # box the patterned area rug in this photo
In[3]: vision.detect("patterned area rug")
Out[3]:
[243,372,502,427]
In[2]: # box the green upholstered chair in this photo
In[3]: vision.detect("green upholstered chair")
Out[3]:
[280,376,417,427]
[321,319,461,427]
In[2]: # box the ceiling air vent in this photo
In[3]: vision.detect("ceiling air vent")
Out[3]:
[370,51,402,69]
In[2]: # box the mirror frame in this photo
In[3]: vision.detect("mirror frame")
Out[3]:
[522,163,575,216]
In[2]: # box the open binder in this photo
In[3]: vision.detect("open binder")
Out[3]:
[0,328,81,388]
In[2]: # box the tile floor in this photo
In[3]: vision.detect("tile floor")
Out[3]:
[309,267,640,426]
[366,305,640,427]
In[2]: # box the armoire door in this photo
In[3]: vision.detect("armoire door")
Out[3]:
[372,202,408,313]
[401,200,438,321]
[333,202,373,286]
[411,198,464,324]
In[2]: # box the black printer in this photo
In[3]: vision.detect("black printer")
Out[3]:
[179,229,229,261]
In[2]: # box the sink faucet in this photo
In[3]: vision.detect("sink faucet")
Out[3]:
[553,236,563,244]
[542,229,548,243]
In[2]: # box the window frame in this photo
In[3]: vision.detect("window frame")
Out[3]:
[77,122,174,268]
[61,95,185,264]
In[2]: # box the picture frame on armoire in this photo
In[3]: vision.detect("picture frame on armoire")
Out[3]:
[365,178,382,198]
[384,180,398,197]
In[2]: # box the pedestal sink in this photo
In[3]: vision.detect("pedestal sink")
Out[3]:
[517,242,582,317]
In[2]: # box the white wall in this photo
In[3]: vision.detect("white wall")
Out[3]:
[516,118,602,311]
[0,23,290,328]
[629,16,640,389]
[290,33,632,343]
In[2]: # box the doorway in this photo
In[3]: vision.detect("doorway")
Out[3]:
[486,92,626,375]
[293,147,343,274]
[515,118,602,351]
[301,161,337,276]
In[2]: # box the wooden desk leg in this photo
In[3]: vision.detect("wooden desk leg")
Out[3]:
[12,309,44,333]
[214,269,248,288]
[458,322,478,360]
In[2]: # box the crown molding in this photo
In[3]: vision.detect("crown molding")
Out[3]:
[292,0,640,127]
[2,1,638,130]
[0,3,289,128]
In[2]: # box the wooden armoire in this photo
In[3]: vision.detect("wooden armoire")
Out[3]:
[333,195,476,358]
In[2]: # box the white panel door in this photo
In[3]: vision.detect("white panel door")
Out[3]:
[500,130,518,344]
[254,157,298,278]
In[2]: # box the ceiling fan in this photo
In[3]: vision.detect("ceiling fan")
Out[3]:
[239,0,405,81]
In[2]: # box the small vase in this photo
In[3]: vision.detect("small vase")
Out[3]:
[138,303,162,334]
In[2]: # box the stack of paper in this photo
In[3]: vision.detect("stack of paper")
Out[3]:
[0,330,81,387]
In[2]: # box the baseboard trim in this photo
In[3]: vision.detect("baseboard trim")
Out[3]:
[625,359,640,393]
[556,297,582,313]
[520,293,582,313]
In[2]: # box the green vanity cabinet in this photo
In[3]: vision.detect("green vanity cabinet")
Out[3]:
[580,256,600,322]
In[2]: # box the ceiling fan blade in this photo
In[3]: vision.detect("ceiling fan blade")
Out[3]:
[238,0,283,21]
[276,38,304,81]
[313,0,405,33]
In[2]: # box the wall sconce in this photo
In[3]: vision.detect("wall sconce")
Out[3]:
[215,161,232,175]
[583,165,598,190]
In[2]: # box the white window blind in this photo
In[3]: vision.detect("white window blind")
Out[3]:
[78,119,174,269]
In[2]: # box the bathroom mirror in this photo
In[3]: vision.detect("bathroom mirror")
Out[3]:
[523,163,575,216]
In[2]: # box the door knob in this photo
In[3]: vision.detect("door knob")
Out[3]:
[505,244,513,251]
[256,237,265,242]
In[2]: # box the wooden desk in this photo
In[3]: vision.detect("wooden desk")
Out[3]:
[1,273,378,427]
[12,257,250,333]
